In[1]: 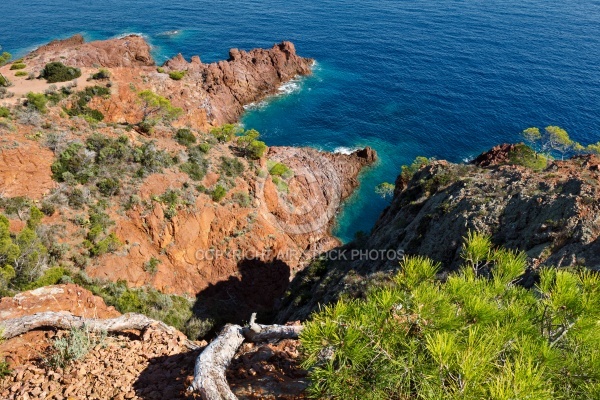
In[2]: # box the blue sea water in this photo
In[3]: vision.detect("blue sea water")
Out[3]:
[2,0,600,242]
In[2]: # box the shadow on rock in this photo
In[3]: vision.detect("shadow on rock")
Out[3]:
[193,258,291,335]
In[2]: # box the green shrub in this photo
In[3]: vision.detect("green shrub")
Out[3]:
[96,177,121,196]
[174,128,196,146]
[72,277,200,338]
[233,192,252,207]
[212,185,227,202]
[301,232,600,399]
[0,359,11,378]
[168,70,186,80]
[40,202,56,216]
[0,107,9,118]
[14,71,27,77]
[0,51,11,67]
[219,156,244,177]
[144,257,161,275]
[0,215,48,290]
[64,86,109,122]
[47,325,105,369]
[210,124,240,143]
[507,143,548,171]
[267,161,292,177]
[25,267,69,290]
[40,62,82,83]
[180,161,207,181]
[400,156,430,182]
[91,69,110,80]
[0,75,9,87]
[248,140,267,159]
[89,232,121,256]
[9,63,25,70]
[26,92,48,113]
[272,176,289,192]
[156,67,165,73]
[198,143,211,154]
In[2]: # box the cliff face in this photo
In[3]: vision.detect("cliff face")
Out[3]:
[279,145,600,321]
[87,145,376,297]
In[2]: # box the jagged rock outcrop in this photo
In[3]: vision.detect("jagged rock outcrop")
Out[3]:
[161,41,314,124]
[279,146,600,321]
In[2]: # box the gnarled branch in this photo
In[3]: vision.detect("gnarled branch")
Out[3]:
[190,315,304,399]
[0,311,199,350]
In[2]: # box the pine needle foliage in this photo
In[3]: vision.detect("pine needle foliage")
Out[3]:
[301,232,600,399]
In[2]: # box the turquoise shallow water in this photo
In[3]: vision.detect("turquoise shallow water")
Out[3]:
[2,0,600,242]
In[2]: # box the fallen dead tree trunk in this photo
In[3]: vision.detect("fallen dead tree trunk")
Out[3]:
[190,313,304,400]
[0,311,200,350]
[0,311,302,400]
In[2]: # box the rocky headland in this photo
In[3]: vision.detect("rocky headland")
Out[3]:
[278,144,600,322]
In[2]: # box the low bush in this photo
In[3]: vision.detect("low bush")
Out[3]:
[144,257,161,275]
[64,86,110,122]
[180,161,207,181]
[9,63,25,70]
[24,267,69,290]
[174,128,196,146]
[233,192,252,207]
[212,185,227,202]
[168,70,186,80]
[91,69,110,80]
[73,276,207,338]
[301,232,600,399]
[0,107,9,118]
[14,71,27,77]
[507,143,548,171]
[47,325,106,369]
[198,143,211,154]
[267,161,292,178]
[40,62,82,83]
[219,156,244,177]
[26,92,48,113]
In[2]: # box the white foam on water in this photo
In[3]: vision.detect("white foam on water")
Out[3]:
[333,146,359,155]
[113,32,147,40]
[243,100,269,111]
[278,80,301,95]
[157,30,181,37]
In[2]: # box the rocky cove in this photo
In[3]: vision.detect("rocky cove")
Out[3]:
[0,35,599,399]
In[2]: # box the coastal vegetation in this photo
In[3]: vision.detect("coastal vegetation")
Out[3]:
[40,62,82,83]
[9,62,25,70]
[301,232,600,399]
[137,90,182,133]
[168,70,186,80]
[523,126,600,160]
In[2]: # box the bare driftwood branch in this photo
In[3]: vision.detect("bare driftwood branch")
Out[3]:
[0,311,200,350]
[190,316,304,399]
